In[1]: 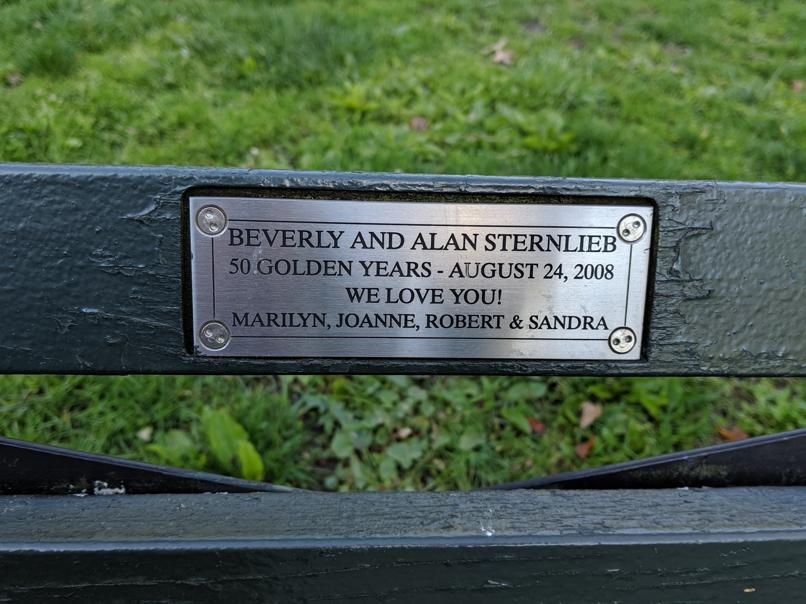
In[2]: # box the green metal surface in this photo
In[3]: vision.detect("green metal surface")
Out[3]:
[1,163,804,375]
[1,488,804,602]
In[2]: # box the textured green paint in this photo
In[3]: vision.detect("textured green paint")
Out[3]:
[1,164,803,375]
[1,489,805,601]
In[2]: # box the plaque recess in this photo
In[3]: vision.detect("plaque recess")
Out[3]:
[189,197,653,360]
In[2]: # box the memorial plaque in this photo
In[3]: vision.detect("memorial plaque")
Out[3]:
[189,197,653,360]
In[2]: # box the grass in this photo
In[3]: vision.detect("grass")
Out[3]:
[0,0,804,490]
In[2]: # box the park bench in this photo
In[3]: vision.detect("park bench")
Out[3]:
[1,163,805,601]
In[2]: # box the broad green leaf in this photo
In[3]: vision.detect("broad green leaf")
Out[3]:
[202,407,249,469]
[236,440,264,481]
[386,440,424,469]
[379,456,398,482]
[501,407,532,435]
[145,429,198,467]
[458,430,486,451]
[331,430,354,459]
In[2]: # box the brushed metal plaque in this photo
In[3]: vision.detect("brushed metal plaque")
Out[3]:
[189,197,653,360]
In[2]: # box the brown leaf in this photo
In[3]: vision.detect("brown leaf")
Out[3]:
[395,426,413,439]
[485,38,514,66]
[718,425,748,442]
[792,80,803,93]
[575,437,595,459]
[579,401,602,428]
[527,417,546,434]
[493,48,514,65]
[409,116,428,131]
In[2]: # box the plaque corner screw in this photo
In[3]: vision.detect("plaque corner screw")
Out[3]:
[196,205,228,236]
[199,320,230,350]
[617,214,646,243]
[609,327,637,354]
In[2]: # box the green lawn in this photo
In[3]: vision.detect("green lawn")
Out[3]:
[1,0,804,490]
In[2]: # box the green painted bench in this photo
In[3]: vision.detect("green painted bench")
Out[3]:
[1,164,805,602]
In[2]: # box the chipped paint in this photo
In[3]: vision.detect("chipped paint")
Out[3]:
[0,164,803,375]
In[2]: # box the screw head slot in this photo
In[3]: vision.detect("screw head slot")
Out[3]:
[196,206,227,236]
[609,327,637,354]
[617,214,646,243]
[199,321,230,350]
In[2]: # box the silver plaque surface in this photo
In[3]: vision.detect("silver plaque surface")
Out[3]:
[189,197,653,360]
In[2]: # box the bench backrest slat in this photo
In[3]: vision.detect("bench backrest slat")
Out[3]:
[1,164,804,376]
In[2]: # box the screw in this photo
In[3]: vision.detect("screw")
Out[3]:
[609,327,637,354]
[199,321,230,350]
[617,214,646,243]
[196,206,227,236]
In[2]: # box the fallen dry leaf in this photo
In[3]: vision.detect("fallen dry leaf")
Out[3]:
[409,116,428,131]
[527,417,546,434]
[5,72,23,87]
[575,437,595,459]
[792,79,803,93]
[485,38,514,66]
[579,401,602,428]
[493,48,513,65]
[136,426,153,442]
[718,425,748,442]
[395,426,413,439]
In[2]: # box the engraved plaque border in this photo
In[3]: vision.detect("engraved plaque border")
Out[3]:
[188,196,654,360]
